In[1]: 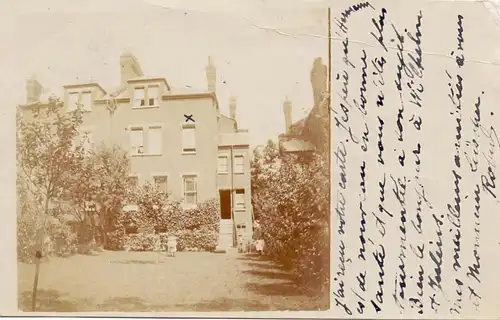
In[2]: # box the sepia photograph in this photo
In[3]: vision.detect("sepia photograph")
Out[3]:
[13,0,331,313]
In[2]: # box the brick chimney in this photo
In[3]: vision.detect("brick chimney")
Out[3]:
[311,57,327,106]
[229,96,236,119]
[26,76,42,104]
[206,56,216,92]
[283,96,292,133]
[120,51,144,84]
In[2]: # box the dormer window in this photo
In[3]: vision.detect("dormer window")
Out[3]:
[134,87,145,107]
[133,85,160,108]
[80,92,92,111]
[67,91,92,111]
[68,92,79,111]
[148,86,159,106]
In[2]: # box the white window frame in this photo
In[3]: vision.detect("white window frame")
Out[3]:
[181,124,196,154]
[181,174,198,207]
[147,85,160,107]
[80,91,93,111]
[152,173,169,194]
[234,189,245,210]
[147,125,163,155]
[129,126,145,155]
[133,87,146,108]
[133,85,160,109]
[218,156,229,174]
[234,155,244,174]
[67,92,80,111]
[67,90,93,112]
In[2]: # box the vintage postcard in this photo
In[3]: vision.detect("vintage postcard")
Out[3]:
[1,0,500,318]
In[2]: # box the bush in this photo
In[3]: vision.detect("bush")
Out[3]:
[253,152,330,292]
[17,207,78,263]
[116,188,220,252]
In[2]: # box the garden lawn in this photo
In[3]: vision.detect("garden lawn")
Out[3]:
[18,250,329,312]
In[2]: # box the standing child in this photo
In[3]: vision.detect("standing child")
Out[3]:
[167,234,177,257]
[253,220,265,255]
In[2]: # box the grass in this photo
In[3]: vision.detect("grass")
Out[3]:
[18,250,329,312]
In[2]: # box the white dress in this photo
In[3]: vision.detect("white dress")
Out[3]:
[167,236,177,252]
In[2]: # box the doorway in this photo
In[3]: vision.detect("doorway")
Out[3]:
[219,190,231,219]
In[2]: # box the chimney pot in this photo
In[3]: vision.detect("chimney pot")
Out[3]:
[283,97,292,133]
[26,76,42,104]
[120,51,144,84]
[311,57,327,106]
[206,56,216,92]
[229,96,236,119]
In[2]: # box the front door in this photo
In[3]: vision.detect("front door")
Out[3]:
[219,190,231,219]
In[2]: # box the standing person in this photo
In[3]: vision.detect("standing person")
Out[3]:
[253,220,264,255]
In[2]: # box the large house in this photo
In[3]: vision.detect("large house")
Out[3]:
[19,52,253,250]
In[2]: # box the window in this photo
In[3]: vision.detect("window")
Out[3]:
[148,86,160,106]
[80,92,92,111]
[148,126,162,154]
[234,155,244,174]
[218,156,228,173]
[130,128,144,155]
[134,88,145,107]
[182,124,196,153]
[81,131,93,153]
[183,175,197,206]
[235,189,245,210]
[154,176,168,193]
[68,92,79,111]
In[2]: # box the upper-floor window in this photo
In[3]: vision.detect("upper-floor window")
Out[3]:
[130,127,144,155]
[182,124,196,153]
[218,156,228,173]
[183,175,197,206]
[133,86,160,108]
[129,125,163,155]
[153,175,168,194]
[67,91,92,111]
[80,92,92,111]
[68,92,79,111]
[148,86,160,106]
[148,126,163,155]
[234,155,244,174]
[133,88,145,107]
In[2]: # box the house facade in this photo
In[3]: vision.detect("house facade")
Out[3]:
[19,52,253,250]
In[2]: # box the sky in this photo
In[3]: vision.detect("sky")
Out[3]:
[6,0,330,148]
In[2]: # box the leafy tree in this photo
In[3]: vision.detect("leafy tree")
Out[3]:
[250,139,280,220]
[17,97,84,311]
[251,140,330,295]
[66,144,131,248]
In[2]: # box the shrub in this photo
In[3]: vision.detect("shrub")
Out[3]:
[118,191,221,252]
[253,152,330,292]
[123,233,156,251]
[17,207,78,263]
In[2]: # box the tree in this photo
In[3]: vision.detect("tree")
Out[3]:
[17,97,85,311]
[250,139,330,294]
[250,139,280,220]
[66,144,131,248]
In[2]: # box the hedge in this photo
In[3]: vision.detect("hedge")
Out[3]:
[112,191,220,252]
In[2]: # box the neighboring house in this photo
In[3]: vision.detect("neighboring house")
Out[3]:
[278,57,329,158]
[18,52,253,250]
